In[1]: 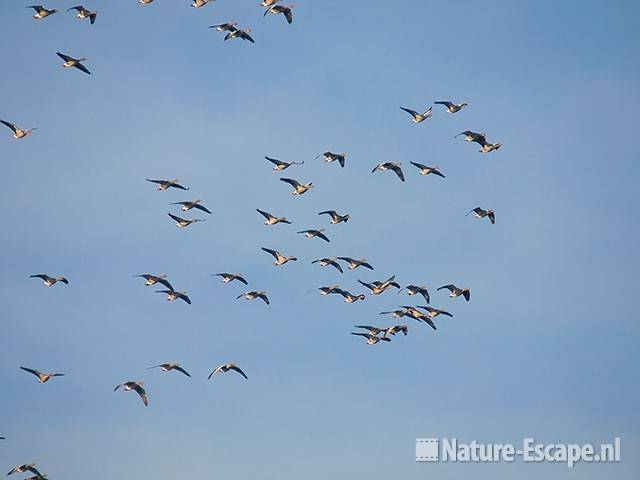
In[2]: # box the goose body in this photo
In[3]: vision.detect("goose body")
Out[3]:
[264,4,293,24]
[315,151,345,167]
[265,156,303,171]
[114,381,148,406]
[148,363,191,377]
[157,289,191,304]
[280,177,313,195]
[57,52,91,75]
[318,210,350,224]
[27,5,58,19]
[261,247,297,266]
[20,366,65,384]
[257,208,291,225]
[134,273,173,290]
[467,207,495,224]
[332,288,365,303]
[434,101,468,113]
[400,106,432,123]
[171,200,212,214]
[67,5,97,24]
[212,273,248,285]
[336,257,374,270]
[437,284,470,301]
[208,363,248,380]
[409,162,445,178]
[312,258,343,273]
[168,213,205,228]
[145,178,189,191]
[297,229,330,242]
[358,275,400,295]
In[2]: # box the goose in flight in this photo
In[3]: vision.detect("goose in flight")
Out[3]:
[318,285,341,295]
[280,177,313,195]
[139,0,156,4]
[332,288,365,303]
[212,273,248,285]
[265,156,303,171]
[19,367,65,384]
[379,308,408,318]
[311,257,343,273]
[399,305,437,330]
[479,141,502,154]
[409,162,445,178]
[145,178,189,191]
[0,120,36,139]
[237,291,269,304]
[358,275,400,295]
[437,284,470,301]
[417,305,453,318]
[190,0,212,7]
[372,162,405,182]
[384,324,408,336]
[264,4,293,24]
[27,5,58,19]
[148,363,191,377]
[114,381,148,406]
[7,465,43,477]
[400,106,432,123]
[209,22,238,32]
[208,363,248,380]
[467,207,495,224]
[171,200,212,214]
[67,5,97,24]
[353,325,387,336]
[261,0,281,6]
[400,284,430,303]
[261,247,297,266]
[56,52,91,75]
[30,274,68,286]
[297,229,330,242]
[318,210,350,224]
[337,257,374,270]
[257,208,291,225]
[156,289,191,304]
[315,151,345,168]
[134,274,173,291]
[434,101,468,113]
[351,332,390,345]
[168,213,205,228]
[225,28,255,43]
[455,130,485,144]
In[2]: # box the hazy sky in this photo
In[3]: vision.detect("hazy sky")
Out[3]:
[1,1,639,479]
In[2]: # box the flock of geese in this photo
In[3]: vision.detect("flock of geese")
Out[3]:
[2,1,504,474]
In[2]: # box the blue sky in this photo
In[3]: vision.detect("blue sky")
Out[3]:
[1,0,639,478]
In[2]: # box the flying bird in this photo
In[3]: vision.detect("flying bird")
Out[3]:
[318,285,341,295]
[417,305,453,318]
[261,0,281,6]
[134,274,173,291]
[265,156,303,171]
[332,288,366,303]
[336,257,373,270]
[237,291,269,304]
[190,0,212,8]
[261,247,297,266]
[67,5,97,24]
[224,28,255,43]
[264,4,293,24]
[467,207,495,224]
[437,284,471,301]
[0,120,36,139]
[208,363,248,380]
[409,162,445,178]
[455,130,486,144]
[434,101,468,113]
[148,363,191,377]
[353,325,388,336]
[19,367,65,384]
[212,273,248,285]
[318,210,350,224]
[280,177,313,195]
[156,289,191,304]
[167,213,205,228]
[30,274,68,286]
[209,22,238,32]
[7,465,43,477]
[315,151,345,167]
[358,275,400,295]
[372,162,405,181]
[351,332,390,345]
[170,200,212,214]
[257,208,291,225]
[379,309,409,318]
[479,141,502,153]
[384,324,408,336]
[297,229,330,242]
[56,52,91,75]
[27,5,58,19]
[399,106,432,123]
[311,257,343,273]
[114,381,148,406]
[400,285,430,303]
[145,178,189,191]
[399,305,437,330]
[139,0,156,5]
